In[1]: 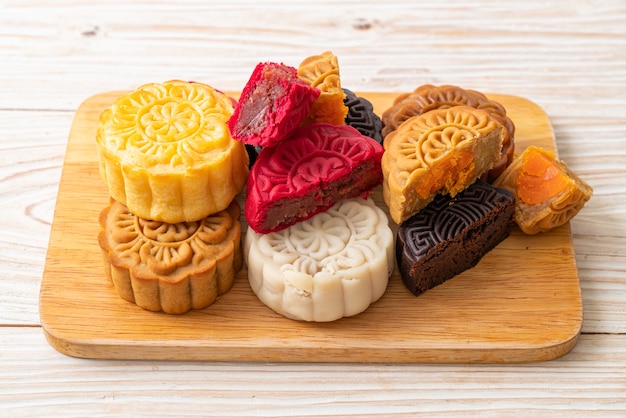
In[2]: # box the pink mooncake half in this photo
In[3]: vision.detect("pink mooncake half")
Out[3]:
[245,123,384,233]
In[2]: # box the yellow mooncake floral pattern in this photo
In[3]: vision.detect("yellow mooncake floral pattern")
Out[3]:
[100,80,234,169]
[96,80,249,223]
[382,106,504,223]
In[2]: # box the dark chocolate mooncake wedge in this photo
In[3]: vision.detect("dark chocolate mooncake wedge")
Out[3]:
[396,179,515,296]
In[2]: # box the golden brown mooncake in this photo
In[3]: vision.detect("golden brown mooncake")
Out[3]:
[493,145,593,234]
[381,84,515,182]
[98,199,242,315]
[297,51,348,125]
[96,80,249,223]
[382,106,504,224]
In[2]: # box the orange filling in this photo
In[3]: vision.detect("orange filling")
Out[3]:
[416,150,475,199]
[517,147,570,205]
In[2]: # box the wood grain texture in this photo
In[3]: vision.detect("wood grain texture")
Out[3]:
[39,91,582,363]
[0,110,70,324]
[3,328,626,416]
[2,1,625,111]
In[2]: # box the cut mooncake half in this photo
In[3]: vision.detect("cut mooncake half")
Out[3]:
[382,105,504,224]
[245,123,384,233]
[245,197,394,322]
[343,88,383,144]
[98,199,242,315]
[493,145,593,234]
[227,62,321,148]
[96,80,249,223]
[396,180,515,296]
[297,51,348,125]
[381,84,515,182]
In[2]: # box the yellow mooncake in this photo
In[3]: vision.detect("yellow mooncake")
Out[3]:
[96,80,249,223]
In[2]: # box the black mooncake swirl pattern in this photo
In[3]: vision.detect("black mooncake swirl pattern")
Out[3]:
[400,181,513,258]
[396,180,515,296]
[343,88,383,144]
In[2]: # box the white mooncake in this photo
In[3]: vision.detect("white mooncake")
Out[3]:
[244,197,394,322]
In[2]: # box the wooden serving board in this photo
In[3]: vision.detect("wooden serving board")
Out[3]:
[40,92,582,363]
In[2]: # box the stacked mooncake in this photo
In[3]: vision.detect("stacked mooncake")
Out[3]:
[96,80,249,314]
[231,52,395,322]
[381,84,515,182]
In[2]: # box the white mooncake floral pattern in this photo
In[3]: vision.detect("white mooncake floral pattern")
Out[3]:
[263,199,380,276]
[245,198,394,322]
[100,80,234,169]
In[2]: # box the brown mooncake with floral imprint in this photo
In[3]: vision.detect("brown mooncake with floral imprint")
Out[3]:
[382,106,504,224]
[98,199,242,314]
[381,84,515,182]
[297,51,348,125]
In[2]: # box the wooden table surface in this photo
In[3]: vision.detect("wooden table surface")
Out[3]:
[1,0,625,415]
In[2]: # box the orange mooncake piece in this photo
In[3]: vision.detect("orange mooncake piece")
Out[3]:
[96,80,249,223]
[98,199,242,314]
[297,51,348,125]
[381,84,515,182]
[382,106,504,224]
[493,146,593,234]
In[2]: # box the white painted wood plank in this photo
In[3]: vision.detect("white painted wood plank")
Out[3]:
[1,1,625,110]
[0,110,69,324]
[1,328,625,416]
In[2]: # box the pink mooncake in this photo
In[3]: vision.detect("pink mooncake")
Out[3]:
[245,123,384,233]
[227,62,320,148]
